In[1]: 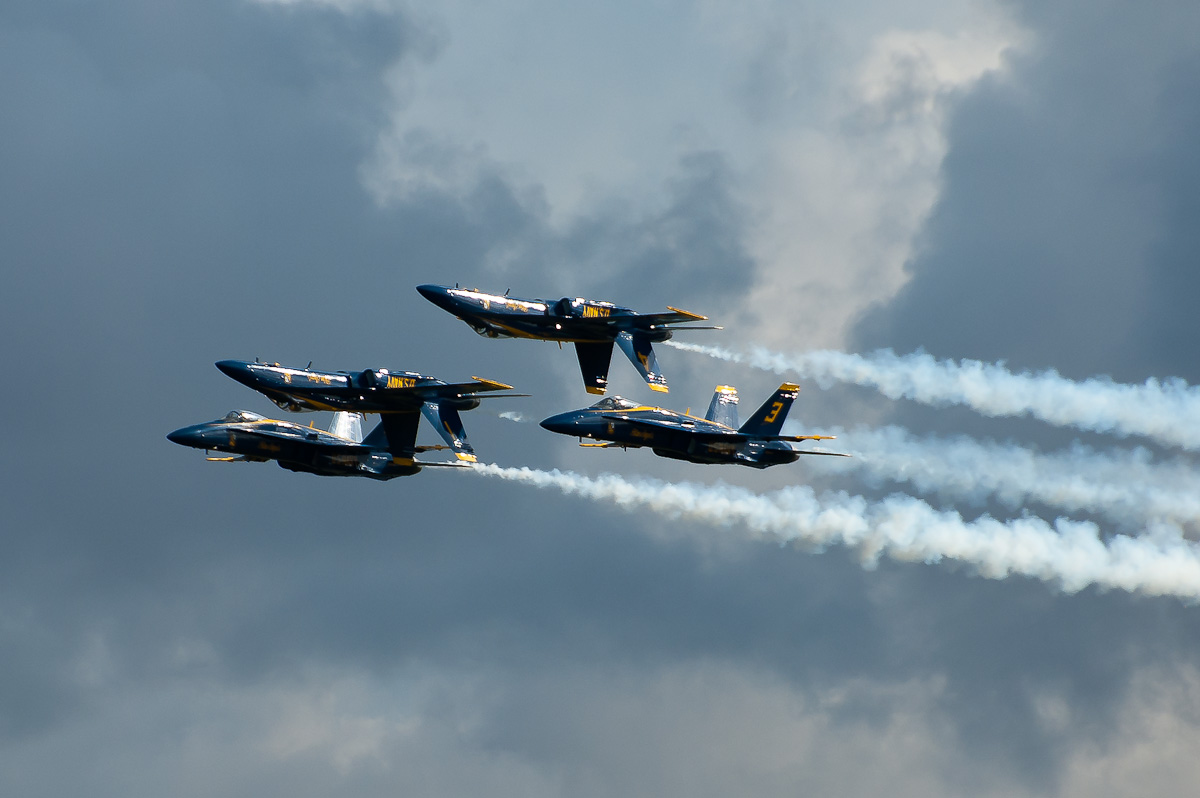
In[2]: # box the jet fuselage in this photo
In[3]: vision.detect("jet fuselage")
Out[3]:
[216,360,491,413]
[540,398,802,469]
[167,411,422,480]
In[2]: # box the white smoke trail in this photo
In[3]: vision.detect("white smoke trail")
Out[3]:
[803,425,1200,532]
[471,463,1200,600]
[665,341,1200,450]
[498,411,529,423]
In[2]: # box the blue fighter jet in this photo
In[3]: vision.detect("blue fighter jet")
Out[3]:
[214,359,525,463]
[417,284,720,394]
[540,383,847,468]
[167,410,468,480]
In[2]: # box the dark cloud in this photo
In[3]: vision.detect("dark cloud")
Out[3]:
[854,0,1200,384]
[844,0,1200,790]
[5,1,1200,795]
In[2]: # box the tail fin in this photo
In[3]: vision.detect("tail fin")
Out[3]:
[616,332,668,392]
[327,411,364,442]
[363,412,420,463]
[420,401,477,462]
[704,385,739,428]
[574,342,615,395]
[738,383,800,437]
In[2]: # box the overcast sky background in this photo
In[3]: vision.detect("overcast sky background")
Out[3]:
[3,0,1200,795]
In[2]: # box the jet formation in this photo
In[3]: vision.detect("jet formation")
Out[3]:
[170,285,845,477]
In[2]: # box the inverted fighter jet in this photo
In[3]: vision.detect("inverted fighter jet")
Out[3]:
[540,383,847,468]
[215,359,523,462]
[416,284,719,394]
[167,410,468,480]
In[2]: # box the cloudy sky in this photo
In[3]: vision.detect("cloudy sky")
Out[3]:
[4,0,1200,795]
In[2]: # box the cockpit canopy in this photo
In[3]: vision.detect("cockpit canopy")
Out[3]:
[220,410,267,423]
[553,297,580,317]
[589,396,639,411]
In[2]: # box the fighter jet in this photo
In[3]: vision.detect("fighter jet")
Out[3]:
[540,383,847,468]
[214,359,523,462]
[167,409,469,480]
[416,284,720,395]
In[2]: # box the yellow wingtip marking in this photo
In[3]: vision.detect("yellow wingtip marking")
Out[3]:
[455,452,478,462]
[585,386,607,395]
[470,376,515,391]
[665,306,707,320]
[649,384,669,393]
[714,385,737,393]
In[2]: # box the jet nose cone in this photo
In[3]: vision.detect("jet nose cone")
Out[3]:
[167,424,205,448]
[216,360,256,387]
[417,284,457,310]
[540,412,580,435]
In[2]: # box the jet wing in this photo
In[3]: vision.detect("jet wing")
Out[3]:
[357,377,522,410]
[613,307,712,329]
[397,376,517,402]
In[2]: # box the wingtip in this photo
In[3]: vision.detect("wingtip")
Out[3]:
[585,386,607,395]
[470,376,516,391]
[665,306,708,321]
[648,383,669,393]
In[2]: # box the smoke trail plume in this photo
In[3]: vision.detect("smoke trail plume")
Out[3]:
[471,464,1200,600]
[804,425,1200,532]
[665,341,1200,450]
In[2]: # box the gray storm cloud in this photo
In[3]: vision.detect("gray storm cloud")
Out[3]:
[666,342,1200,449]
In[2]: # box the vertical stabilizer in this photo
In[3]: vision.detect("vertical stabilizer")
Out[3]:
[421,401,477,462]
[328,411,364,442]
[574,342,615,395]
[738,383,800,437]
[704,385,740,428]
[616,332,669,392]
